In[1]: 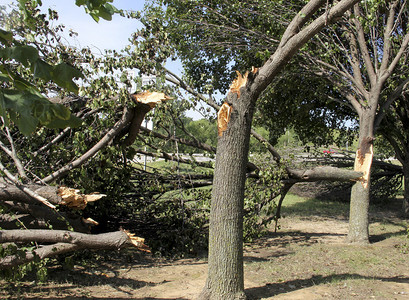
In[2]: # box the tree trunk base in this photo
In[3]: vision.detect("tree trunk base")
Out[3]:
[346,236,370,245]
[198,288,247,300]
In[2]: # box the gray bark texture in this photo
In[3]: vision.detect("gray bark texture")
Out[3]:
[199,91,253,300]
[348,180,370,243]
[0,230,143,269]
[0,181,61,206]
[403,159,409,216]
[288,166,363,182]
[347,111,374,244]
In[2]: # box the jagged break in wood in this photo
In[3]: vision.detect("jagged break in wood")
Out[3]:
[123,91,173,147]
[218,67,258,137]
[217,102,232,137]
[123,229,151,252]
[229,67,258,98]
[57,187,106,210]
[354,144,373,188]
[131,91,173,109]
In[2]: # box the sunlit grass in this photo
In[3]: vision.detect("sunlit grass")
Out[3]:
[281,193,350,218]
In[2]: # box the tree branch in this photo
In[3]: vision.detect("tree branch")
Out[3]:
[0,121,28,181]
[254,0,361,96]
[353,4,377,86]
[41,106,133,184]
[0,162,56,209]
[0,230,148,270]
[287,166,363,182]
[379,1,399,74]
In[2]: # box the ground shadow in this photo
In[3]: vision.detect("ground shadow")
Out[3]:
[244,230,347,262]
[18,296,189,300]
[246,273,409,299]
[2,271,157,297]
[369,218,408,243]
[370,228,408,243]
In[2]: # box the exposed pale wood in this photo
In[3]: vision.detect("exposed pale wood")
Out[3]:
[58,186,106,209]
[217,102,232,137]
[0,181,105,209]
[354,145,374,188]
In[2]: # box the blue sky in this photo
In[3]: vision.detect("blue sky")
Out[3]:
[0,0,145,51]
[0,0,203,119]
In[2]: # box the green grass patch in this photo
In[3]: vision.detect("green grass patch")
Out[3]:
[281,193,350,218]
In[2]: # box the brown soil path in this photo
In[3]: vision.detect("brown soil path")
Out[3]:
[2,216,408,299]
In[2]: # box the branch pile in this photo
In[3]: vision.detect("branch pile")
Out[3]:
[0,180,148,270]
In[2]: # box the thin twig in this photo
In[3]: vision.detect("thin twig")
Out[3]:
[0,118,28,180]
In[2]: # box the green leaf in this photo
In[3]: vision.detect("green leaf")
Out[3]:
[50,103,71,120]
[46,113,83,129]
[96,6,113,21]
[2,89,81,135]
[75,0,118,22]
[0,45,39,67]
[2,89,41,135]
[52,63,84,93]
[75,0,86,6]
[0,90,8,125]
[32,59,54,81]
[0,29,13,43]
[0,73,10,83]
[16,110,38,136]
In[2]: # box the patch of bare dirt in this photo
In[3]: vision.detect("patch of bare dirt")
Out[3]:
[1,215,408,299]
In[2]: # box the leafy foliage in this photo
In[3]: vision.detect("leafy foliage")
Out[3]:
[75,0,118,22]
[0,4,83,135]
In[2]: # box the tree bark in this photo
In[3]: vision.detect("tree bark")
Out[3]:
[403,157,409,216]
[199,91,254,300]
[0,182,61,206]
[1,201,93,232]
[287,166,363,182]
[347,109,375,244]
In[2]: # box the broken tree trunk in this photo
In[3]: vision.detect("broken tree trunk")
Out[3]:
[348,115,376,244]
[200,69,257,300]
[0,229,149,270]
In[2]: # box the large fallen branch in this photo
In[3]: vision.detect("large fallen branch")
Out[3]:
[287,166,363,182]
[0,182,105,209]
[0,229,149,270]
[135,149,214,169]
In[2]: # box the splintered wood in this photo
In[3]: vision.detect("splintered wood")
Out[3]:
[57,187,106,210]
[229,67,258,98]
[218,67,258,137]
[217,102,232,137]
[123,229,151,252]
[354,144,373,188]
[131,91,172,109]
